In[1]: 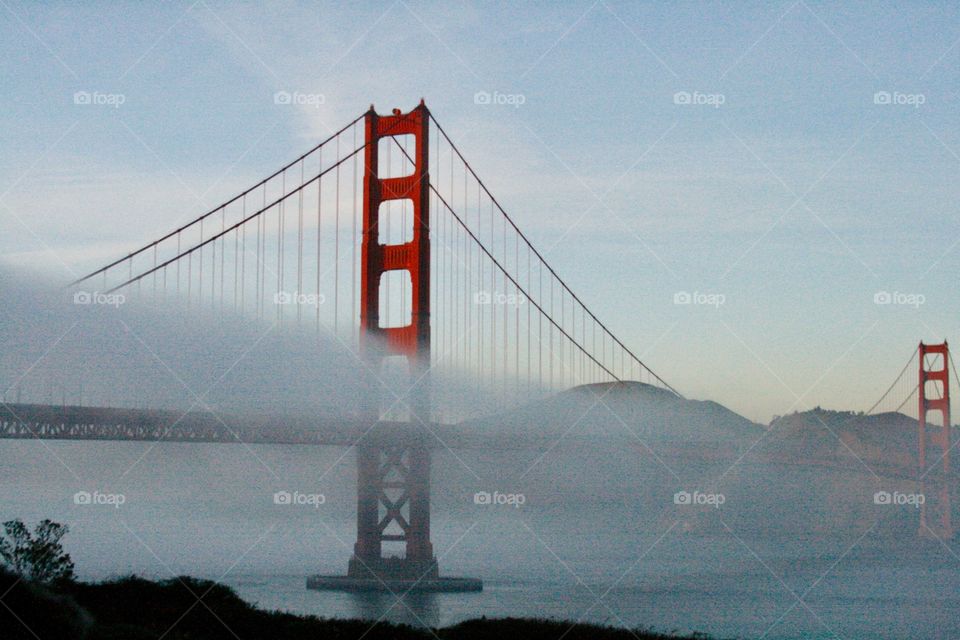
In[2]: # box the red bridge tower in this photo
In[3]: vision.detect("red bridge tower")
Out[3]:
[351,101,436,580]
[918,341,952,539]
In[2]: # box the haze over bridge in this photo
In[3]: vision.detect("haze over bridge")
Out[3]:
[1,103,955,592]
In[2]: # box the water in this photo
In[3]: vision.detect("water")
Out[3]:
[1,440,958,639]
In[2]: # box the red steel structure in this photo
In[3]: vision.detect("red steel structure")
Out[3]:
[350,102,436,580]
[918,341,952,538]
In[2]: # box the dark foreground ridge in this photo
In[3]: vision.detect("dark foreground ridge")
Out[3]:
[0,568,715,640]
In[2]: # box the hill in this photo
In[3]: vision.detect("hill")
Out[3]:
[458,381,765,451]
[762,408,939,472]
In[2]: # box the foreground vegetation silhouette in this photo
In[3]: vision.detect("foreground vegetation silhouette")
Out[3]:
[0,520,716,639]
[0,568,715,640]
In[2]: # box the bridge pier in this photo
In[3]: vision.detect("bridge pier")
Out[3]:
[307,434,479,592]
[308,102,480,593]
[349,443,436,580]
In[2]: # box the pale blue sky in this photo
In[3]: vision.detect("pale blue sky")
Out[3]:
[1,1,959,422]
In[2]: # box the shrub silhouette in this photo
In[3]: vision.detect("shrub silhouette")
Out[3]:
[0,519,75,585]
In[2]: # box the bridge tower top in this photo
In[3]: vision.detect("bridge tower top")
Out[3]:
[359,101,431,378]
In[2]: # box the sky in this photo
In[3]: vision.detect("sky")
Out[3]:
[1,1,959,423]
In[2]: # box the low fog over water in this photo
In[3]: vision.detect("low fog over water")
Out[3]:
[0,266,520,419]
[2,267,959,639]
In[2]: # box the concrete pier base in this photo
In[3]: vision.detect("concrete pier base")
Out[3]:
[307,555,482,593]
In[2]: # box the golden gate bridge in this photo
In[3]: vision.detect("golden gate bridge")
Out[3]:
[0,102,955,591]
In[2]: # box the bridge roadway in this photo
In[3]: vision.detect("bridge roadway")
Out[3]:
[0,403,443,447]
[0,403,930,483]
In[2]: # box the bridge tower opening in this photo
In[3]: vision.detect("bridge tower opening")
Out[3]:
[918,341,952,539]
[350,101,436,581]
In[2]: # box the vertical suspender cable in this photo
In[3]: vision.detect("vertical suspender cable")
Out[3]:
[490,196,496,389]
[297,159,304,324]
[198,218,203,307]
[538,260,542,392]
[317,146,322,334]
[234,202,239,312]
[353,124,358,347]
[277,172,284,325]
[335,135,341,334]
[152,245,157,298]
[221,207,226,316]
[187,241,192,309]
[502,201,507,388]
[527,242,531,393]
[515,230,519,389]
[240,194,247,315]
